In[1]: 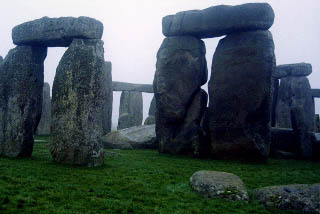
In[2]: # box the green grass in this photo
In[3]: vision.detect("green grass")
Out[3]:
[0,136,319,214]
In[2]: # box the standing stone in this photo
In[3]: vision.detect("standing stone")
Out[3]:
[276,75,314,131]
[36,82,51,135]
[291,106,312,159]
[12,16,103,47]
[154,36,208,155]
[117,91,143,130]
[163,3,274,39]
[51,39,106,167]
[208,30,275,161]
[314,114,320,132]
[271,78,279,127]
[0,46,47,157]
[144,96,156,125]
[102,61,113,135]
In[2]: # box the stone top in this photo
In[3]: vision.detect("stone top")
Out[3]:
[273,63,312,79]
[112,81,153,93]
[12,16,103,47]
[163,3,274,39]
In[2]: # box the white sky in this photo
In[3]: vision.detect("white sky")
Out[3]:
[0,0,320,126]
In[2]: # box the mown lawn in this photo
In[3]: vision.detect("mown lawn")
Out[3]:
[0,136,319,214]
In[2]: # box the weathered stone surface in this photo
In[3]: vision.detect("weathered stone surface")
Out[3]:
[159,89,208,156]
[275,76,314,131]
[0,46,47,157]
[101,124,157,149]
[154,36,207,155]
[311,133,320,161]
[208,30,275,161]
[291,106,312,159]
[314,114,320,132]
[271,78,279,127]
[144,116,155,126]
[190,171,249,201]
[0,56,3,63]
[102,61,113,135]
[117,91,143,130]
[144,96,156,125]
[270,127,299,156]
[36,82,51,135]
[51,39,107,167]
[311,89,320,98]
[163,3,274,39]
[12,16,103,47]
[254,184,320,213]
[112,81,153,93]
[273,63,312,79]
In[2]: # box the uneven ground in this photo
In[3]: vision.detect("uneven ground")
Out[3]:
[0,136,319,214]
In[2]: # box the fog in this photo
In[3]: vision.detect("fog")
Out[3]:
[0,0,319,127]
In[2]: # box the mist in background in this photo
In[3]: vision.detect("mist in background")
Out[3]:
[0,0,319,127]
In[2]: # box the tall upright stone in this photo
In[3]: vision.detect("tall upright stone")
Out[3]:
[117,91,143,130]
[271,78,279,127]
[144,96,156,125]
[0,46,47,157]
[275,66,314,131]
[314,114,320,133]
[51,39,106,167]
[208,30,275,161]
[154,36,208,155]
[36,82,51,135]
[291,106,312,159]
[102,61,113,135]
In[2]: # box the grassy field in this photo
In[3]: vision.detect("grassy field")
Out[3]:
[0,136,319,214]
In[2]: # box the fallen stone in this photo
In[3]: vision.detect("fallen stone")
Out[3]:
[117,91,143,130]
[190,171,249,201]
[311,89,320,98]
[102,61,113,135]
[273,63,312,79]
[36,82,51,136]
[208,30,275,161]
[154,36,207,156]
[101,124,157,149]
[51,39,107,167]
[276,76,314,131]
[12,16,103,47]
[254,184,320,213]
[291,106,312,159]
[112,81,153,93]
[0,45,47,157]
[144,96,156,125]
[163,3,274,39]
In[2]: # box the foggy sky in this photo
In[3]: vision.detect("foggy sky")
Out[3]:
[0,0,319,126]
